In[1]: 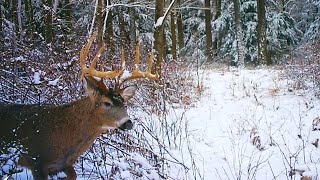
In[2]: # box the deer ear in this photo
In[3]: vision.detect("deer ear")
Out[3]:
[120,85,137,101]
[83,76,99,98]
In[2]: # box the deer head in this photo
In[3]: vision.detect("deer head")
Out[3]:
[0,32,158,180]
[78,32,158,132]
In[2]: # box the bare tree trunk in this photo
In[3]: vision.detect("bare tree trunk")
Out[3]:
[12,0,19,37]
[154,0,165,70]
[281,0,286,11]
[170,11,177,61]
[129,0,136,47]
[105,8,114,58]
[43,0,53,43]
[96,0,104,48]
[213,0,221,54]
[204,0,213,61]
[0,0,3,37]
[25,0,35,36]
[53,0,58,16]
[17,0,22,40]
[233,0,245,67]
[118,7,127,46]
[176,0,184,50]
[257,0,271,65]
[64,0,72,30]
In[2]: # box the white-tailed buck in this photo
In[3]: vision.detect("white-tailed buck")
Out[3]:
[0,33,158,180]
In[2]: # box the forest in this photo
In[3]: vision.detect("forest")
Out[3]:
[1,0,320,179]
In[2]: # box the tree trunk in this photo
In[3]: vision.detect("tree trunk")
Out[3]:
[170,11,177,61]
[105,9,114,59]
[43,0,53,43]
[176,0,184,50]
[0,0,3,37]
[25,0,35,36]
[12,0,19,37]
[257,0,271,65]
[213,0,221,54]
[53,0,58,16]
[17,0,22,40]
[96,0,104,48]
[204,0,213,61]
[129,0,136,47]
[118,7,127,46]
[233,0,245,67]
[154,0,165,70]
[64,0,72,30]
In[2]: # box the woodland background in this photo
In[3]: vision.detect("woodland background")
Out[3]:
[0,0,320,179]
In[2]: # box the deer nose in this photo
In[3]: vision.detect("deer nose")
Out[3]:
[119,120,133,130]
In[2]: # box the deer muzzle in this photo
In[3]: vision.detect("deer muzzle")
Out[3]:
[119,120,133,130]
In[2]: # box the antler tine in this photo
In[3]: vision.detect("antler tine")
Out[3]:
[80,32,97,79]
[135,41,141,67]
[121,42,159,83]
[80,32,123,80]
[121,48,126,70]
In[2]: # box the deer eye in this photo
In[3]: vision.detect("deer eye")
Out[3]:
[104,102,111,107]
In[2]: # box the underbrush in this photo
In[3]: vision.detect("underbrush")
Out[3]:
[284,41,320,97]
[0,42,204,179]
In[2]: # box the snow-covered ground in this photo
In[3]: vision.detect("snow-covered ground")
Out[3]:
[170,68,320,179]
[3,68,320,180]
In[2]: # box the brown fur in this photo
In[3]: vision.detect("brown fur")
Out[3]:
[0,77,137,180]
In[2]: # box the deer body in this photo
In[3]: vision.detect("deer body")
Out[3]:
[0,79,137,179]
[0,32,157,180]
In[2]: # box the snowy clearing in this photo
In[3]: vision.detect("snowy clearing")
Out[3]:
[172,67,320,180]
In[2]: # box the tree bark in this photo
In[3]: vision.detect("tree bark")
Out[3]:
[43,0,53,43]
[0,0,3,37]
[96,0,104,48]
[257,0,271,65]
[154,0,165,69]
[64,0,72,30]
[129,0,136,47]
[233,0,245,67]
[25,0,35,36]
[17,0,22,40]
[204,0,213,61]
[176,0,184,50]
[213,0,221,54]
[170,11,177,61]
[12,0,19,37]
[105,9,114,58]
[118,7,127,46]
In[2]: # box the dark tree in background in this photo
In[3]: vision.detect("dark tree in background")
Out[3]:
[204,0,213,61]
[154,0,165,69]
[129,0,137,47]
[233,0,244,66]
[24,0,35,36]
[97,0,104,48]
[257,0,271,65]
[0,0,2,38]
[43,0,53,43]
[213,0,221,54]
[176,0,184,50]
[170,10,177,61]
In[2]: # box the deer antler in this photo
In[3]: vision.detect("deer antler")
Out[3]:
[80,32,123,80]
[120,41,159,84]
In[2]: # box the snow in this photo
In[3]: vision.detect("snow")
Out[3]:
[154,16,164,28]
[120,70,132,80]
[48,78,60,86]
[33,71,41,85]
[2,67,320,179]
[169,68,320,179]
